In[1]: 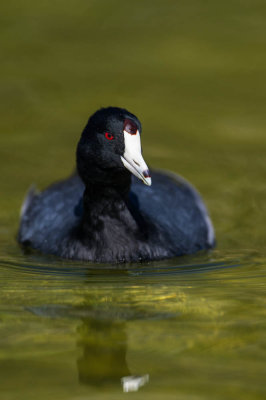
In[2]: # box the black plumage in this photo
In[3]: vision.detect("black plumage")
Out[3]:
[18,107,215,263]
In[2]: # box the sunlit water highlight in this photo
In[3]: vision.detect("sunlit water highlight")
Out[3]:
[0,249,266,399]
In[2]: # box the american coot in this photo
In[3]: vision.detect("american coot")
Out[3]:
[18,107,215,263]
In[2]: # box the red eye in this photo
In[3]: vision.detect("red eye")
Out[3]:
[105,132,114,140]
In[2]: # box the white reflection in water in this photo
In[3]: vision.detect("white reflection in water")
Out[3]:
[121,374,149,392]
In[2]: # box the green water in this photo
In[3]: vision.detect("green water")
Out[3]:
[1,1,266,399]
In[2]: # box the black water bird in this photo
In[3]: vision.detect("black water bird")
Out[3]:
[18,107,215,262]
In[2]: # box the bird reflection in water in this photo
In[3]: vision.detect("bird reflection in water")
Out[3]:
[77,317,149,392]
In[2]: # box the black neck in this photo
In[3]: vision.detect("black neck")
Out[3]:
[80,176,133,238]
[77,175,150,261]
[84,177,131,202]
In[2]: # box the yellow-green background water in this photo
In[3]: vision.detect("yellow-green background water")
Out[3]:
[1,1,266,399]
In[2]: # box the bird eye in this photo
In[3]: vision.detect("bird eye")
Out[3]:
[105,132,114,140]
